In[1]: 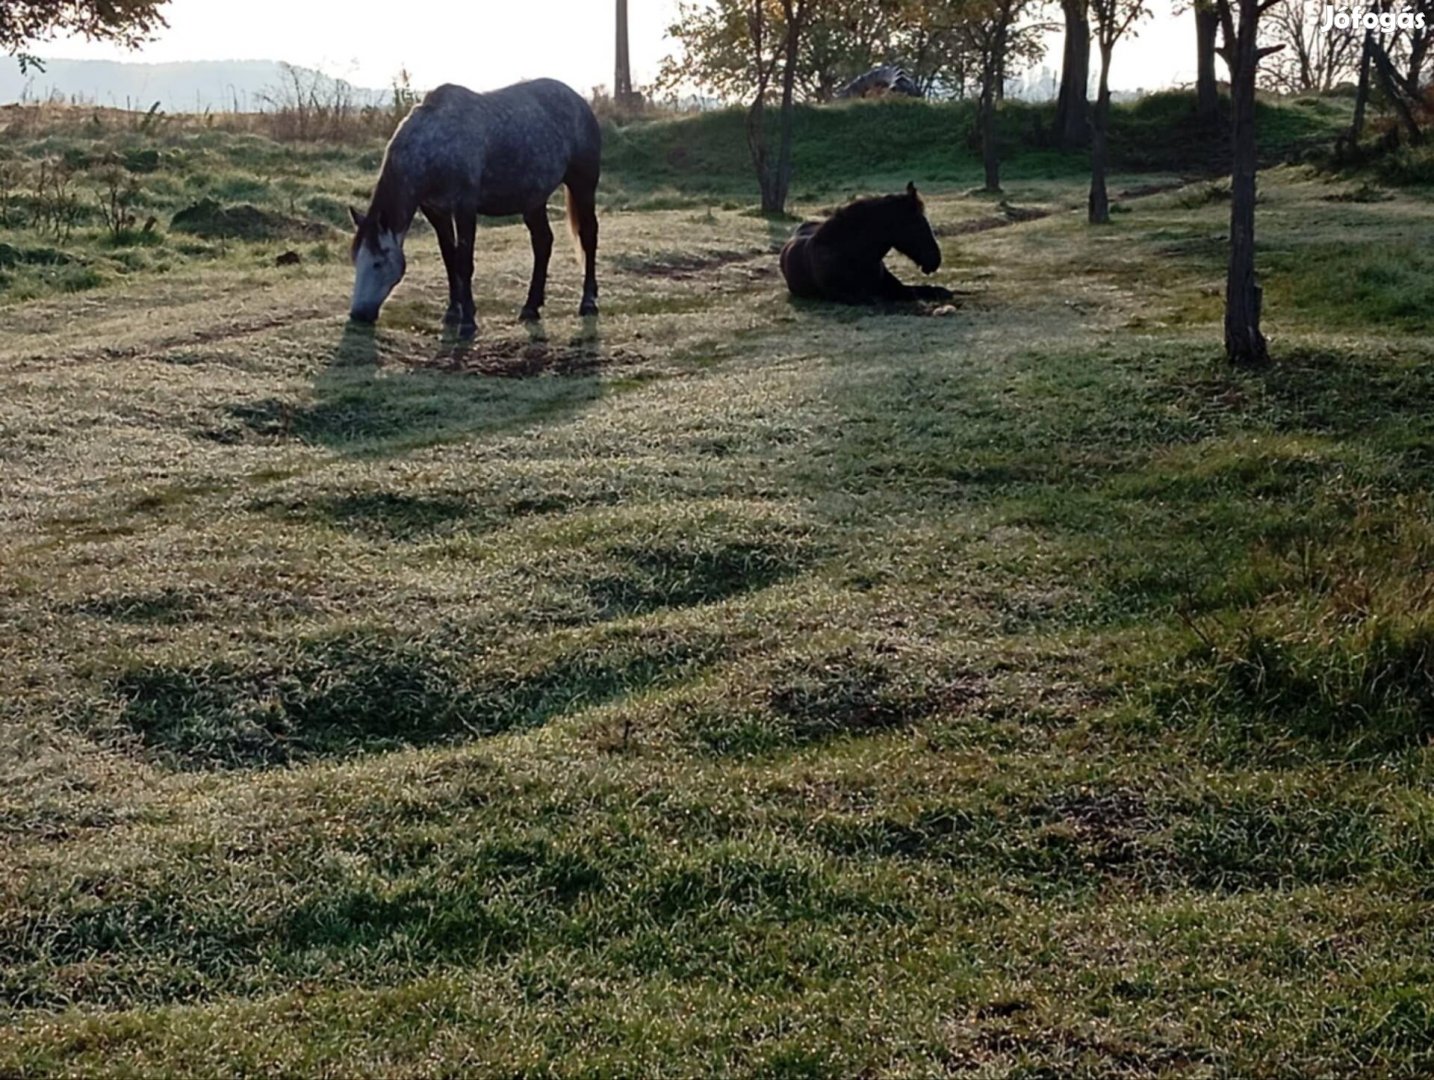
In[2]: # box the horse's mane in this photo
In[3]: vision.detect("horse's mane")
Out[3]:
[350,161,412,258]
[816,191,922,243]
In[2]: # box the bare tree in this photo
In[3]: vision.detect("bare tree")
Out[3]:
[1369,30,1425,142]
[1214,0,1283,366]
[1088,0,1150,223]
[1351,28,1374,139]
[1259,0,1358,92]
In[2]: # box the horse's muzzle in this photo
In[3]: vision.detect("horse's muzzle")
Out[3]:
[921,257,941,275]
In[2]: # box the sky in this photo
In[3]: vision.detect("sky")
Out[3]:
[33,0,1200,98]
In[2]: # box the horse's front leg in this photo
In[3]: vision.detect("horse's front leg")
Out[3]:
[453,208,479,334]
[421,206,462,324]
[520,206,554,322]
[876,267,918,302]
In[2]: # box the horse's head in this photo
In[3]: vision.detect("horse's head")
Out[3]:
[348,207,407,323]
[889,182,942,275]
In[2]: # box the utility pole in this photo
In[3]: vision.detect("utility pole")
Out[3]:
[615,0,635,105]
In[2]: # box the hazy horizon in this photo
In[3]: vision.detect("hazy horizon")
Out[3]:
[20,0,1201,102]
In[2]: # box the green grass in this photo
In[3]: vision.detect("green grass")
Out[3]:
[1,96,1432,1076]
[0,90,1354,305]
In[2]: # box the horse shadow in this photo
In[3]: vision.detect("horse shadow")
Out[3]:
[221,319,607,458]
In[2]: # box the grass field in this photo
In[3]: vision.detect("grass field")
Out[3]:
[2,95,1434,1076]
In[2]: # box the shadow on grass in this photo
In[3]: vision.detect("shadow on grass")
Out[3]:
[202,322,610,457]
[99,624,726,770]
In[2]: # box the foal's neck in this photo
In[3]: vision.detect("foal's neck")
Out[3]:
[823,200,897,262]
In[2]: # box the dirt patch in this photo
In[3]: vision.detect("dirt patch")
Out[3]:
[938,206,1051,238]
[1047,788,1153,832]
[1117,178,1197,199]
[613,248,768,280]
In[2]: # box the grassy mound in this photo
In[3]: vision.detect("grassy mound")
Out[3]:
[170,197,331,241]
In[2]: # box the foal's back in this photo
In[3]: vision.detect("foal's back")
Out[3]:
[779,222,825,299]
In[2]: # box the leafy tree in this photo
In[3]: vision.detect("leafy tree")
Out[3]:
[657,0,983,103]
[958,0,1044,192]
[657,0,762,101]
[746,0,812,213]
[1088,0,1148,223]
[1,0,168,71]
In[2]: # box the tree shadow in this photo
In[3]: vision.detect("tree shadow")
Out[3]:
[212,321,614,457]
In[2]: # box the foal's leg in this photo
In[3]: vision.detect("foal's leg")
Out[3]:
[876,267,954,303]
[421,206,462,324]
[520,206,554,322]
[453,208,479,333]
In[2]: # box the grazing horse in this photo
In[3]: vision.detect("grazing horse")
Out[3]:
[348,79,601,331]
[779,183,953,305]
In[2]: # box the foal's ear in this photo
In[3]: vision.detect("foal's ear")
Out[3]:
[349,206,367,229]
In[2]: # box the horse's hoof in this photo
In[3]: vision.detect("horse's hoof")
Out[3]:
[457,321,477,339]
[519,306,542,323]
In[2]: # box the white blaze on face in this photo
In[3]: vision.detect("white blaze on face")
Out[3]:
[349,228,407,321]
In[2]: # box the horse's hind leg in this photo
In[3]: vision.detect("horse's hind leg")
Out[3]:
[565,174,599,316]
[520,206,554,322]
[421,206,462,324]
[453,208,479,334]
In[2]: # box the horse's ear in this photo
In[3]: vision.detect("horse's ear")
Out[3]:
[906,182,918,199]
[349,206,367,229]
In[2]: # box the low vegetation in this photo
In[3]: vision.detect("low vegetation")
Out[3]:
[1,92,1432,1075]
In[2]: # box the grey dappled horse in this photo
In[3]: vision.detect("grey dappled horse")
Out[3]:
[349,79,601,332]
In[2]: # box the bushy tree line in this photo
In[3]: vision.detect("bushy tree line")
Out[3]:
[656,0,1049,104]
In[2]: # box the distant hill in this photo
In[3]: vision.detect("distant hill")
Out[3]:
[0,58,388,114]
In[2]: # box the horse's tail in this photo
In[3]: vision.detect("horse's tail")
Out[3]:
[564,173,598,269]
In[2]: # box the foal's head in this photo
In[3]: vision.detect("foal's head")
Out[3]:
[885,182,942,275]
[348,207,407,324]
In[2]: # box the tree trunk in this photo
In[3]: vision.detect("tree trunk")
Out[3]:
[769,12,802,214]
[1369,37,1424,143]
[1195,2,1220,124]
[1351,30,1372,140]
[1088,44,1113,224]
[1405,28,1430,95]
[1054,0,1090,147]
[746,2,774,211]
[615,0,635,106]
[981,94,1000,192]
[981,22,1006,193]
[1224,2,1268,367]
